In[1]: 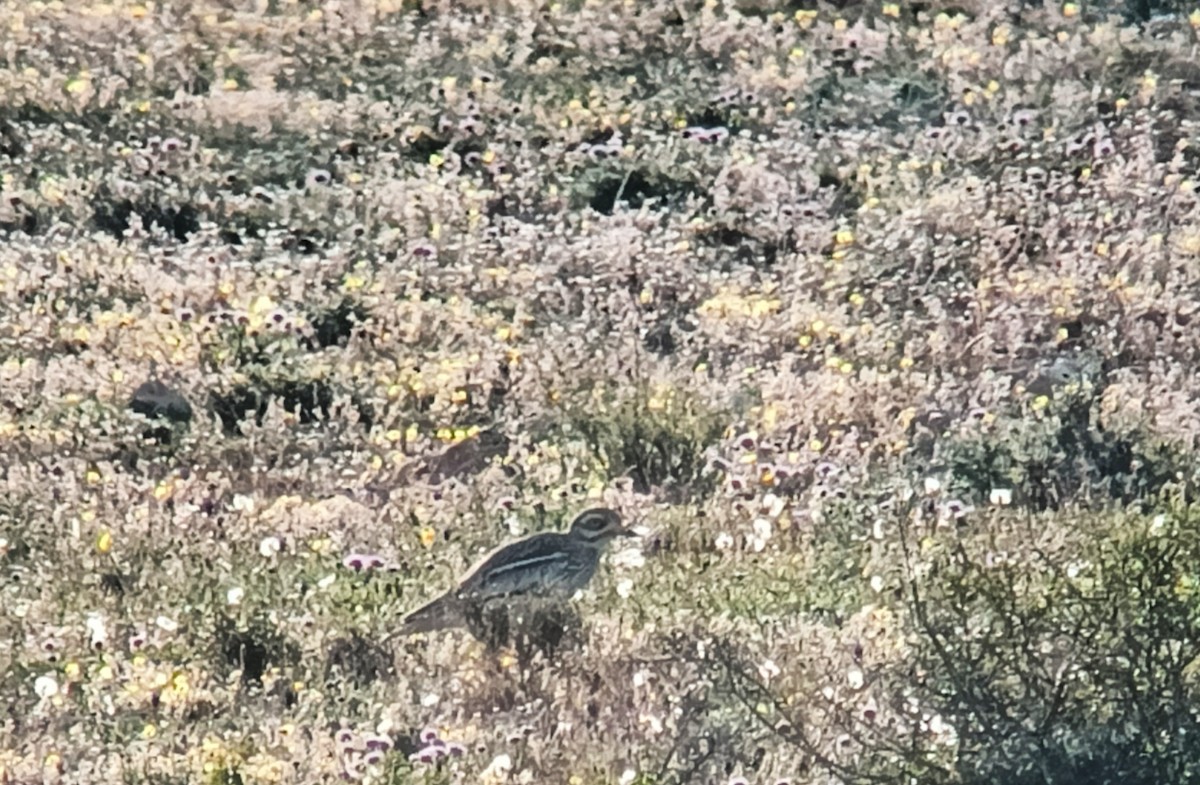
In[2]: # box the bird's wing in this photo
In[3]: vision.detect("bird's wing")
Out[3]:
[456,533,583,600]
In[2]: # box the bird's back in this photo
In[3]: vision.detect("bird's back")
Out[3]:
[402,523,608,636]
[457,531,599,600]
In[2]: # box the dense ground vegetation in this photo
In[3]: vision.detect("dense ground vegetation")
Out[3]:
[3,0,1200,783]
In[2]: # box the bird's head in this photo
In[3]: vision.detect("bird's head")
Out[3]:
[568,508,635,545]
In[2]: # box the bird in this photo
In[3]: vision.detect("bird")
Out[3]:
[401,508,634,640]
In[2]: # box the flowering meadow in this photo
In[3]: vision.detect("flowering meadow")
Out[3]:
[3,0,1200,783]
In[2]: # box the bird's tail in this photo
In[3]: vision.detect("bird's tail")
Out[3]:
[401,593,464,634]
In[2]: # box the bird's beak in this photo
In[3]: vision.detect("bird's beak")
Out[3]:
[618,525,639,538]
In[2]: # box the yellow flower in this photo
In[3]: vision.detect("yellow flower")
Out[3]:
[153,480,174,501]
[419,527,436,548]
[96,529,112,554]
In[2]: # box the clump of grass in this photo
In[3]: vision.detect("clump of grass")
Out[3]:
[935,379,1188,511]
[567,386,725,500]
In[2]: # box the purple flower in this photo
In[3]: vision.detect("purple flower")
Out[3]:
[419,727,439,744]
[1011,108,1037,127]
[942,499,974,521]
[815,461,840,479]
[363,734,392,752]
[306,168,332,188]
[342,553,387,571]
[410,747,440,765]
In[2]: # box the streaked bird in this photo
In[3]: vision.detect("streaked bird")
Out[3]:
[401,508,634,638]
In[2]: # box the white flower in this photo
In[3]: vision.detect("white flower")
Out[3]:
[761,492,785,517]
[259,536,282,557]
[155,615,179,632]
[86,612,108,648]
[34,675,58,699]
[639,713,664,734]
[714,532,735,551]
[481,753,512,783]
[926,712,957,744]
[616,578,634,598]
[758,658,781,682]
[870,574,885,593]
[750,518,772,551]
[923,476,942,495]
[847,668,864,689]
[420,693,439,707]
[612,546,645,570]
[317,573,336,589]
[989,488,1013,506]
[226,587,245,606]
[632,669,649,688]
[1150,514,1167,535]
[620,769,638,785]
